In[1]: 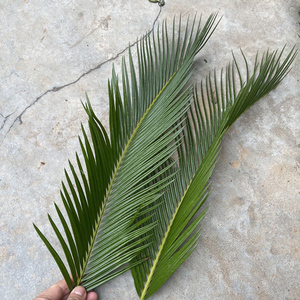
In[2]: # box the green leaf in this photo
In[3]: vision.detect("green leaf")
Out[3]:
[131,47,297,300]
[33,13,220,291]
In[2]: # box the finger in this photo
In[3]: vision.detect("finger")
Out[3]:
[34,279,70,300]
[67,286,86,300]
[87,291,98,300]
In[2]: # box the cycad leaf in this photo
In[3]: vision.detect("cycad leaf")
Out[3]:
[33,14,219,291]
[131,47,297,299]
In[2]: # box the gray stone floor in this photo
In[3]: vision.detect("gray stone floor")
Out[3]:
[1,1,299,299]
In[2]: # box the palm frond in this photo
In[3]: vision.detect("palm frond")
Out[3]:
[131,47,297,300]
[34,14,220,291]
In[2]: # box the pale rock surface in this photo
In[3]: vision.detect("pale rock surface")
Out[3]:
[0,1,299,299]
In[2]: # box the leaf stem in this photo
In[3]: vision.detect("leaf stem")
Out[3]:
[77,71,177,286]
[140,179,191,300]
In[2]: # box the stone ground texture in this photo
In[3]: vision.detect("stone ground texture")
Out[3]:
[1,0,300,299]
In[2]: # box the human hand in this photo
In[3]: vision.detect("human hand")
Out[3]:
[34,279,98,300]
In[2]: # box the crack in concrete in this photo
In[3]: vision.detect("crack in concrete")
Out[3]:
[0,110,16,131]
[3,7,162,139]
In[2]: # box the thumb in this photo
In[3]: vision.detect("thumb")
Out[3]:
[67,286,86,300]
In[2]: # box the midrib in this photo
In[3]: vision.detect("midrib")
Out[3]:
[77,72,176,285]
[140,178,191,300]
[140,130,224,299]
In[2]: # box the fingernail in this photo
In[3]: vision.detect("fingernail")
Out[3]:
[72,286,85,296]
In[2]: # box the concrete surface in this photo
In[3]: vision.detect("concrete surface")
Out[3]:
[0,1,299,299]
